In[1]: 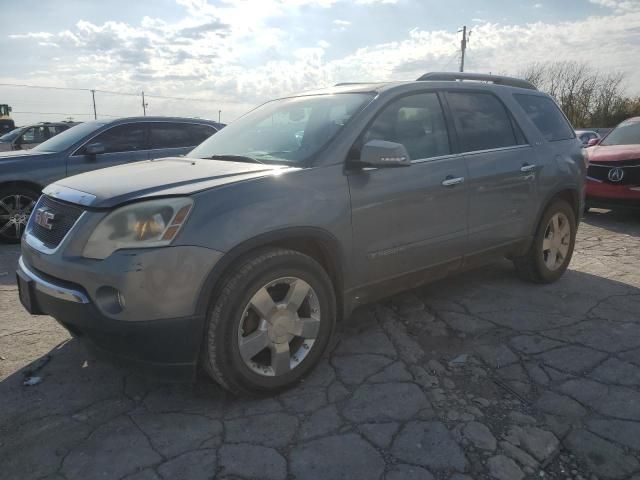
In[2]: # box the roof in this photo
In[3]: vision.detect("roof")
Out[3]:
[103,116,223,126]
[286,72,540,99]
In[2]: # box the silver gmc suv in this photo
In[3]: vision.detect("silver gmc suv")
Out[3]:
[17,72,586,395]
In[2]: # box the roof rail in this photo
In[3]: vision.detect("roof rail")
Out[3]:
[416,72,537,90]
[333,82,371,86]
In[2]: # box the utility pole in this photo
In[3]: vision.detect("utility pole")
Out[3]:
[218,110,221,123]
[459,25,470,72]
[91,89,97,119]
[141,91,147,116]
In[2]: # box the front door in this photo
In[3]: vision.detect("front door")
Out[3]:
[445,91,538,258]
[348,92,468,298]
[66,123,150,177]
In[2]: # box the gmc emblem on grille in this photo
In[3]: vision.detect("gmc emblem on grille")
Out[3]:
[34,207,56,230]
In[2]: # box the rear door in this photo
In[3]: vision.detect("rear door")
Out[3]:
[147,122,217,158]
[445,90,538,259]
[348,92,468,294]
[66,122,150,176]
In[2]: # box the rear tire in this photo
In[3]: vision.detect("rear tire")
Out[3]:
[514,199,576,283]
[201,247,336,396]
[0,186,40,244]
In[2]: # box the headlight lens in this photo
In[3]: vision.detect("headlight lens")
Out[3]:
[83,198,193,259]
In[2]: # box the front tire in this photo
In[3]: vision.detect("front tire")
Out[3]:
[202,248,336,396]
[514,199,577,283]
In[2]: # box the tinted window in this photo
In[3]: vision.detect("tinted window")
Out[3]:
[362,93,450,160]
[187,124,217,145]
[149,123,196,149]
[82,124,147,154]
[447,92,518,152]
[514,94,575,142]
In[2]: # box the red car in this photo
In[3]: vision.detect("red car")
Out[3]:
[585,116,640,210]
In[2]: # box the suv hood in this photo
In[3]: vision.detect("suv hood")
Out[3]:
[587,144,640,162]
[48,157,293,208]
[0,149,52,160]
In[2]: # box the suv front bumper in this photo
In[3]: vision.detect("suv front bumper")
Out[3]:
[17,243,223,380]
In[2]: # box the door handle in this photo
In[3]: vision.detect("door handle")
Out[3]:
[442,176,465,187]
[520,164,536,173]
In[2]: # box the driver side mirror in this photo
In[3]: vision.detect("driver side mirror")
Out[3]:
[587,138,600,147]
[85,142,105,157]
[355,140,411,168]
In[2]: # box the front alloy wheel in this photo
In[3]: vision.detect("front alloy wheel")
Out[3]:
[238,277,321,377]
[202,248,336,395]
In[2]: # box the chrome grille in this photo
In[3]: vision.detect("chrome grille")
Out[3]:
[588,160,640,185]
[28,195,84,249]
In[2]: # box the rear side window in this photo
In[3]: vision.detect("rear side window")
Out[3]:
[149,123,196,149]
[447,92,518,152]
[514,94,575,142]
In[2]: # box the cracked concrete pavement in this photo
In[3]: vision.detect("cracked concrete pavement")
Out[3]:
[1,209,639,480]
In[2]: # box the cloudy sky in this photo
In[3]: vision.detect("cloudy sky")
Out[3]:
[2,0,639,124]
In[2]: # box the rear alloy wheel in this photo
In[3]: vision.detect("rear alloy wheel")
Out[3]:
[0,188,39,243]
[202,248,336,395]
[514,199,576,283]
[541,212,571,271]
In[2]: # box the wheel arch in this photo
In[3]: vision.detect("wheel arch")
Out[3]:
[0,180,44,196]
[532,186,581,235]
[195,227,346,323]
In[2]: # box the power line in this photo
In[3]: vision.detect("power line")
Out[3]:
[0,82,238,104]
[13,111,120,118]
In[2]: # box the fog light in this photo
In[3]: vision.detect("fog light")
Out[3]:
[96,286,125,315]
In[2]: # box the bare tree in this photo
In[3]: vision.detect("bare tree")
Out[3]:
[518,61,630,128]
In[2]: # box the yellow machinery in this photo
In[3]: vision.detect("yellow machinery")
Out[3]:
[0,104,15,134]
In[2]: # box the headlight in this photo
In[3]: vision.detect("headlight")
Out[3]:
[83,198,193,259]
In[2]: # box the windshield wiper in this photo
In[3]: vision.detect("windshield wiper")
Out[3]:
[203,154,265,164]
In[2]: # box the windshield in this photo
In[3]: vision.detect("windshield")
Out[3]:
[32,121,105,153]
[601,118,640,146]
[0,127,24,142]
[188,93,374,164]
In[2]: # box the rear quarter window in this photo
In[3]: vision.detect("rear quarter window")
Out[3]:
[514,94,575,142]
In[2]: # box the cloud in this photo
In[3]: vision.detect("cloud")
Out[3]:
[589,0,640,12]
[3,0,640,124]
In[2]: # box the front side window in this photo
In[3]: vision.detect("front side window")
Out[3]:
[601,118,640,146]
[447,92,518,152]
[79,124,147,154]
[188,93,374,165]
[514,94,575,142]
[149,123,196,149]
[361,93,451,160]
